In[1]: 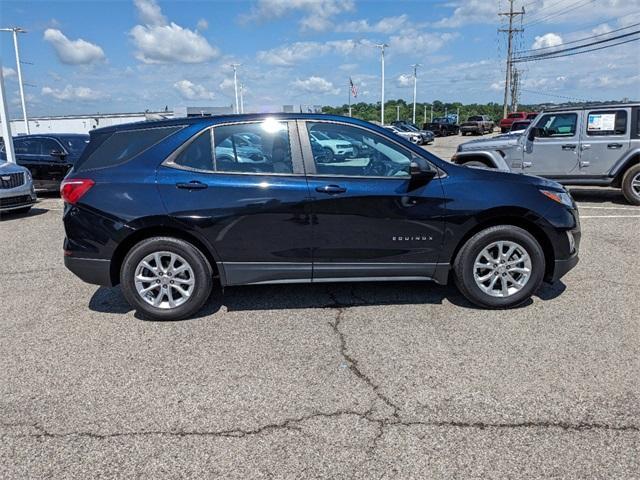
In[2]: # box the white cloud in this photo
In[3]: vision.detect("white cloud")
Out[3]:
[197,18,209,30]
[532,33,563,50]
[396,74,413,88]
[434,0,498,28]
[243,0,355,31]
[130,0,219,64]
[174,79,214,100]
[41,84,106,101]
[2,67,17,79]
[291,76,339,94]
[336,15,410,33]
[389,32,457,55]
[257,39,370,66]
[43,29,105,65]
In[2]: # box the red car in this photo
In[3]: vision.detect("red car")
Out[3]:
[499,112,528,133]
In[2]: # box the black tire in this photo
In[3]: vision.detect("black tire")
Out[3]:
[453,225,545,309]
[322,147,335,163]
[120,237,213,320]
[621,164,640,206]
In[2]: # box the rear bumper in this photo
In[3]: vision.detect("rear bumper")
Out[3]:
[460,126,480,132]
[64,255,113,286]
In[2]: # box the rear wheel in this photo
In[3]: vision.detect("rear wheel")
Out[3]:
[453,225,545,308]
[120,237,213,320]
[621,164,640,205]
[323,147,335,163]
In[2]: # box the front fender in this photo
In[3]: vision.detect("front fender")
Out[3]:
[451,150,511,171]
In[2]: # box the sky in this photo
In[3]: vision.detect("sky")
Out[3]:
[1,0,639,118]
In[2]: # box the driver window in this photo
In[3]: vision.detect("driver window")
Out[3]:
[534,113,577,138]
[306,122,411,178]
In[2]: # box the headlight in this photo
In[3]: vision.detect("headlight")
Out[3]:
[540,189,574,208]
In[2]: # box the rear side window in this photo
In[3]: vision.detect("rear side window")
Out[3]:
[77,126,182,171]
[586,110,627,136]
[171,120,293,174]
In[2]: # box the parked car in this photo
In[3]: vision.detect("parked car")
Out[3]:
[62,113,580,320]
[423,117,459,136]
[0,160,37,215]
[309,131,354,162]
[392,124,434,145]
[460,115,495,136]
[0,134,89,191]
[452,102,640,205]
[510,120,531,132]
[499,112,529,133]
[383,125,423,144]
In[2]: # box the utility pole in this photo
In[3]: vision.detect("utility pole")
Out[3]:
[0,65,16,163]
[1,27,29,134]
[423,105,427,124]
[510,68,520,112]
[396,105,400,121]
[239,82,244,114]
[375,43,388,125]
[430,104,433,122]
[229,63,241,114]
[499,0,524,119]
[410,63,420,125]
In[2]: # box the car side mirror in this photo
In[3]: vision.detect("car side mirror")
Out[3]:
[528,127,542,141]
[410,158,436,178]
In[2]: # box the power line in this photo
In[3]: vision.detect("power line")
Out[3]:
[519,88,590,103]
[523,0,596,27]
[517,21,640,54]
[514,35,640,62]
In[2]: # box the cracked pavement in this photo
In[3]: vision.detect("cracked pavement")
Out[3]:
[1,190,639,478]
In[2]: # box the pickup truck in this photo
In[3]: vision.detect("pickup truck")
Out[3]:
[423,117,459,136]
[499,112,529,133]
[451,103,640,205]
[460,115,495,135]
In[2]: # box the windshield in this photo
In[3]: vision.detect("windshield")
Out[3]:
[468,116,482,121]
[433,117,448,123]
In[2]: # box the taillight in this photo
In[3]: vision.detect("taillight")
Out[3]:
[60,178,95,204]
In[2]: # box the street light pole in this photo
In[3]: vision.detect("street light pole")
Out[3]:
[375,43,388,125]
[239,82,244,114]
[1,27,29,134]
[230,63,240,114]
[410,63,420,125]
[0,65,16,163]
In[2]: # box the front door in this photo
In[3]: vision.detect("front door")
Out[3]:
[157,119,313,286]
[298,120,446,281]
[37,138,73,188]
[579,108,631,175]
[13,138,43,186]
[524,111,581,177]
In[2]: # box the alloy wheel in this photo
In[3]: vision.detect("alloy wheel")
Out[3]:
[473,241,532,298]
[134,251,195,309]
[632,172,640,197]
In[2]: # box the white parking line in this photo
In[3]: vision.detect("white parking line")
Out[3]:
[578,206,639,211]
[581,215,640,218]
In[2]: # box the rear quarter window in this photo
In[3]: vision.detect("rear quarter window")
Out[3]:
[75,125,183,171]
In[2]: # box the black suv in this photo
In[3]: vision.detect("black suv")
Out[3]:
[62,114,580,320]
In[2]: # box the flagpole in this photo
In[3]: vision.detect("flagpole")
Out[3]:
[348,79,352,117]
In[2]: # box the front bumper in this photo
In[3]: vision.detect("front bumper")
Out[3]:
[64,255,113,286]
[0,193,37,212]
[549,253,579,283]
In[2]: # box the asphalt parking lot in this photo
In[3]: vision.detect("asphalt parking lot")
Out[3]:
[1,136,639,478]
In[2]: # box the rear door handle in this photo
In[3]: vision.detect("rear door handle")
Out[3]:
[561,144,577,150]
[315,184,347,194]
[176,181,208,190]
[522,161,532,168]
[607,143,623,149]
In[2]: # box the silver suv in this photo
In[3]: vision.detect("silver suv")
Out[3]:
[452,103,640,205]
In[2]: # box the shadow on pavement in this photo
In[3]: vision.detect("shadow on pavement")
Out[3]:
[0,207,48,221]
[88,279,567,321]
[569,188,629,205]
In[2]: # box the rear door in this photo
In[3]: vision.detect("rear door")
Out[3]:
[524,111,581,177]
[157,119,314,286]
[579,108,630,175]
[299,120,446,281]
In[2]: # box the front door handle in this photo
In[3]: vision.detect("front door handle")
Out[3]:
[607,143,623,149]
[522,161,532,168]
[315,184,346,194]
[561,144,577,150]
[176,181,208,190]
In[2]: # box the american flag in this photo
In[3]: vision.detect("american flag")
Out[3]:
[349,77,358,98]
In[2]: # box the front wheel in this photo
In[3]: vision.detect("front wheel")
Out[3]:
[621,164,640,205]
[453,225,545,308]
[120,237,213,320]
